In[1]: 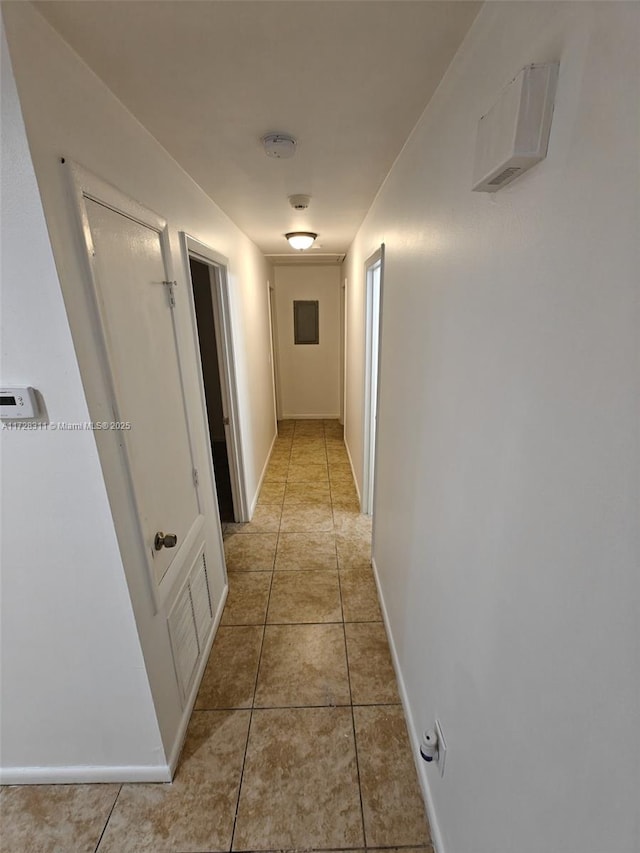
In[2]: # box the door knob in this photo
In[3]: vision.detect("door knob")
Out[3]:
[154,531,178,551]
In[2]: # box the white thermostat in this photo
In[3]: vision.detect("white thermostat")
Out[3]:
[0,387,39,419]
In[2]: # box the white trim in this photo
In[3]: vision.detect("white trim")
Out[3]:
[0,764,172,785]
[339,277,345,425]
[280,413,340,420]
[267,281,281,423]
[362,246,384,517]
[249,431,278,515]
[67,162,168,234]
[340,276,349,426]
[214,264,246,519]
[167,581,228,777]
[343,436,361,504]
[371,556,445,853]
[180,234,249,522]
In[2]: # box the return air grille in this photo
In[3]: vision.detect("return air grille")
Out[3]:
[472,63,558,192]
[191,553,213,647]
[488,166,523,186]
[167,547,214,704]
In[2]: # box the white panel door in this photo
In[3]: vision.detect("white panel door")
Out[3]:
[85,198,202,587]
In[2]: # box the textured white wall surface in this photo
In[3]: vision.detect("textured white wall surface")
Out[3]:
[1,2,276,779]
[344,3,639,852]
[273,265,341,418]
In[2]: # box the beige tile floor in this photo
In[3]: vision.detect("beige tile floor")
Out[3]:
[0,420,431,853]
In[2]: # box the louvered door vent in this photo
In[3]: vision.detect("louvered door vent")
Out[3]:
[167,548,214,704]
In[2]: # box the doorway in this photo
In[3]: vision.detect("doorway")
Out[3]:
[183,237,247,524]
[362,246,384,516]
[189,258,234,522]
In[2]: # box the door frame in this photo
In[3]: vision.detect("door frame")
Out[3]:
[267,280,281,423]
[66,162,206,612]
[362,245,385,516]
[180,234,249,522]
[340,276,346,425]
[343,276,349,433]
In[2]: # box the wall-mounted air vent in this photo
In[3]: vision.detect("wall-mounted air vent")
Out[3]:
[472,63,558,193]
[190,553,212,645]
[488,166,523,186]
[167,548,214,704]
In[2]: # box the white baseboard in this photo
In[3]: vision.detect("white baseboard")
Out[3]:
[343,437,361,504]
[0,586,230,787]
[0,763,172,785]
[371,555,446,853]
[249,430,278,516]
[167,581,229,777]
[280,413,340,420]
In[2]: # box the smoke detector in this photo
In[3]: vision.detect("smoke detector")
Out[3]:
[261,133,297,159]
[289,194,311,211]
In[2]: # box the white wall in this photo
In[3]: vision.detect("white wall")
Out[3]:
[0,24,165,780]
[1,2,276,780]
[273,264,341,418]
[344,4,640,853]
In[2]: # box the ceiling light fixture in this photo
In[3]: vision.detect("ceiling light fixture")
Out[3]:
[286,232,318,251]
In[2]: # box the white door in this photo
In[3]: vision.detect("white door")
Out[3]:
[84,198,203,590]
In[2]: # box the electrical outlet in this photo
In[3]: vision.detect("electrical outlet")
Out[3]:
[434,719,447,777]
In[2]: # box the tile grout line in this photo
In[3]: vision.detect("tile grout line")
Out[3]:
[227,582,272,847]
[228,702,257,853]
[194,701,402,712]
[343,599,368,849]
[226,846,432,853]
[211,845,432,853]
[93,783,123,853]
[332,427,368,851]
[223,617,384,626]
[229,425,286,852]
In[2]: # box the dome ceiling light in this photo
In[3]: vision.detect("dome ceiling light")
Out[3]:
[261,133,297,159]
[285,232,318,251]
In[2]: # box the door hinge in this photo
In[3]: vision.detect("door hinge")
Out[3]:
[163,280,177,308]
[223,416,230,426]
[192,467,199,487]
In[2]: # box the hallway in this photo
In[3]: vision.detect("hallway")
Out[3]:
[0,420,431,852]
[3,3,639,851]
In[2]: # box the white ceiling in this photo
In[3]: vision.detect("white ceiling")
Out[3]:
[35,1,480,256]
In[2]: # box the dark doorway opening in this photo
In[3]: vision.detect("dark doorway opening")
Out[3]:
[189,257,234,523]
